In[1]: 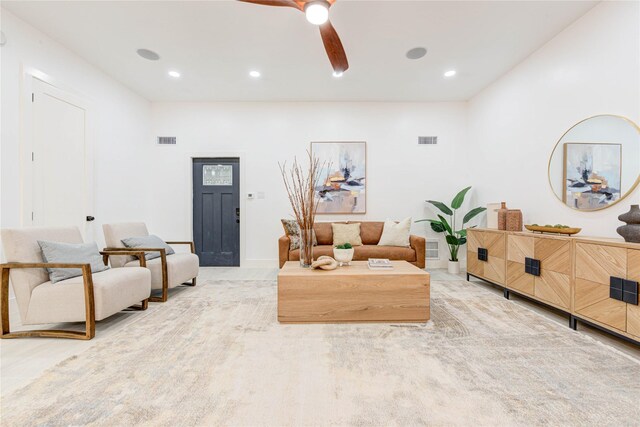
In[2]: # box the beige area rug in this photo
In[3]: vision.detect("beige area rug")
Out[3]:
[1,278,639,426]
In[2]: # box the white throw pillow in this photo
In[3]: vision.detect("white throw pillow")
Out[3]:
[378,218,412,247]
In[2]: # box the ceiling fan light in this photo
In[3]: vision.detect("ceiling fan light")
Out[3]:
[305,1,329,25]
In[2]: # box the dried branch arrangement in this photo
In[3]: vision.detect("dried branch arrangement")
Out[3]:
[279,150,327,266]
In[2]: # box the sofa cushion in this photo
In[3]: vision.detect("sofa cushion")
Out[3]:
[281,219,317,250]
[289,245,416,263]
[124,253,199,290]
[332,223,363,246]
[360,222,385,245]
[313,223,333,245]
[26,267,151,324]
[378,218,411,247]
[353,245,416,262]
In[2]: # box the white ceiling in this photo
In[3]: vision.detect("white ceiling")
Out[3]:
[2,0,598,102]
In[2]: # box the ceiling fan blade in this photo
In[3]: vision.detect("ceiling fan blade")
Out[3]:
[319,20,349,73]
[237,0,303,11]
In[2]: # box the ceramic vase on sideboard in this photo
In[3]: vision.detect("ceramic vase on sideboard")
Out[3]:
[617,204,640,243]
[497,202,508,230]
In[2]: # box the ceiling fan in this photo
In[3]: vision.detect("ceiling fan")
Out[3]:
[237,0,349,75]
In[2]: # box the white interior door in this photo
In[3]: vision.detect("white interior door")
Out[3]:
[31,78,92,238]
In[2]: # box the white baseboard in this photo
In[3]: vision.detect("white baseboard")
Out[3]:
[242,259,279,268]
[427,258,468,269]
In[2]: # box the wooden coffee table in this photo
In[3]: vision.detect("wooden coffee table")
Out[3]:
[277,261,430,323]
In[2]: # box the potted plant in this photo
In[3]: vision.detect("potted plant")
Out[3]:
[416,186,486,274]
[333,243,354,266]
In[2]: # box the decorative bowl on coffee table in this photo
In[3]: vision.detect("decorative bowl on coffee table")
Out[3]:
[333,248,354,266]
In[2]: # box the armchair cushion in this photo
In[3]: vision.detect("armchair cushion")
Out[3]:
[38,240,109,283]
[102,222,150,268]
[26,267,151,324]
[1,226,84,321]
[121,235,175,260]
[124,253,198,290]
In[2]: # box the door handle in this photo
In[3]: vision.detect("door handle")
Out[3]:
[86,216,95,222]
[236,207,240,223]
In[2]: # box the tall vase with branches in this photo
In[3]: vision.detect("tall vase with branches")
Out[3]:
[279,151,326,267]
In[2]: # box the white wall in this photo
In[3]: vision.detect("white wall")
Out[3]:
[467,1,640,238]
[2,1,639,267]
[151,102,470,265]
[0,9,152,252]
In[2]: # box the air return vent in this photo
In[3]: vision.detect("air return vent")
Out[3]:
[418,136,438,145]
[426,239,440,260]
[157,136,177,145]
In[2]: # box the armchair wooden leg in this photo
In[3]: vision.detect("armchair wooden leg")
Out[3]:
[127,299,149,310]
[149,287,168,303]
[1,266,95,340]
[183,277,197,287]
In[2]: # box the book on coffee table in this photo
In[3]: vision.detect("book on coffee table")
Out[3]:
[368,259,394,269]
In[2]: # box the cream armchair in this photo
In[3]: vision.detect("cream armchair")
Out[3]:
[102,223,199,303]
[0,227,151,340]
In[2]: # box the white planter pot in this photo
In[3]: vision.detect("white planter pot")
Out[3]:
[333,248,355,266]
[448,260,460,275]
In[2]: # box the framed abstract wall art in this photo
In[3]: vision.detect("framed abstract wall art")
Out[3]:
[562,142,622,210]
[311,141,366,214]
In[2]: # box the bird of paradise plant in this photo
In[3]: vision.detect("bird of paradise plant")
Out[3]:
[416,187,486,262]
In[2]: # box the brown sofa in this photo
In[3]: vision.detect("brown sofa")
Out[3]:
[279,221,425,269]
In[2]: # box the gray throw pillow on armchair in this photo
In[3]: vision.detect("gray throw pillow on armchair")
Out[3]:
[38,240,110,284]
[121,235,175,261]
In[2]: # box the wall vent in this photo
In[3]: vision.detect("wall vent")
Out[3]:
[418,136,438,145]
[157,136,177,145]
[426,239,440,260]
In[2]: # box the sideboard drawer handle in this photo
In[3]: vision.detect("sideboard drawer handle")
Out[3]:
[623,279,638,305]
[610,277,624,302]
[478,248,488,262]
[525,257,541,276]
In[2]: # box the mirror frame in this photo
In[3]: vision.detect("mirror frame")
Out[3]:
[547,114,640,212]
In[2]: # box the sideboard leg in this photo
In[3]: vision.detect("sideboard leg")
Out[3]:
[570,315,578,330]
[503,289,510,300]
[466,273,470,281]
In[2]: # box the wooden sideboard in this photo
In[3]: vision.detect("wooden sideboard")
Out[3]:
[467,228,640,344]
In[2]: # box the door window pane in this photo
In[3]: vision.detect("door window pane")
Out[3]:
[203,165,232,186]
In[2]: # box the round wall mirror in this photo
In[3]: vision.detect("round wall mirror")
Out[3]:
[548,115,640,211]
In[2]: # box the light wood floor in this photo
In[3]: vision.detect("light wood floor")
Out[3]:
[1,267,637,397]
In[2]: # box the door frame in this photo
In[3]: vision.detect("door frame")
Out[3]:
[19,65,94,239]
[185,152,246,267]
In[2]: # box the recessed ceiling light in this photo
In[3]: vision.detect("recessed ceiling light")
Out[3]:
[249,70,261,78]
[444,70,457,78]
[406,47,427,60]
[332,71,343,78]
[168,70,181,78]
[137,48,160,61]
[305,1,329,25]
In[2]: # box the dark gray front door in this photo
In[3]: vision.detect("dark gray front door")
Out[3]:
[193,158,240,266]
